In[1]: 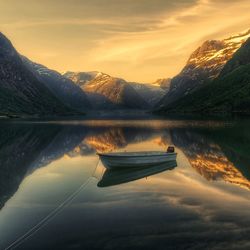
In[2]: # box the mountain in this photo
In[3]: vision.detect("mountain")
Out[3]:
[152,78,171,90]
[0,32,75,117]
[22,58,91,112]
[63,71,99,88]
[64,71,151,109]
[159,30,250,108]
[64,71,167,109]
[158,37,250,114]
[220,35,250,77]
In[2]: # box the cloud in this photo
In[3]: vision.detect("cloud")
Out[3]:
[0,0,249,81]
[83,0,250,81]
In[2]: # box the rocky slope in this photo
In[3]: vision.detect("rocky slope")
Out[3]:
[159,30,250,108]
[64,72,152,109]
[23,58,91,112]
[0,32,75,117]
[159,37,250,114]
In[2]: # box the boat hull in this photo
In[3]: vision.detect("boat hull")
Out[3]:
[98,152,177,170]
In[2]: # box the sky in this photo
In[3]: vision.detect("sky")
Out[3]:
[0,0,249,82]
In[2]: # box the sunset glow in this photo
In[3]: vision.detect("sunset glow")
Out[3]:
[1,0,249,82]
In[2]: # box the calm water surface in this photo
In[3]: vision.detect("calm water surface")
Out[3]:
[0,118,250,250]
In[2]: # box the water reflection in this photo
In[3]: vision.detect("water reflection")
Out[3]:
[169,127,250,189]
[1,120,250,210]
[0,124,87,210]
[0,123,160,212]
[70,126,156,154]
[98,161,177,187]
[0,119,250,249]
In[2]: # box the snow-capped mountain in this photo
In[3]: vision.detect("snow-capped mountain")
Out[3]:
[64,71,166,108]
[160,29,250,107]
[64,71,149,109]
[64,71,100,88]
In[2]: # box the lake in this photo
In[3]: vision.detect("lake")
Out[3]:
[0,117,250,250]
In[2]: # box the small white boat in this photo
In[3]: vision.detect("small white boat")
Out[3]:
[98,146,177,170]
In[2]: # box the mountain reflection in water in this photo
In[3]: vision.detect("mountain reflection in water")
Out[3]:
[0,119,250,250]
[169,126,250,189]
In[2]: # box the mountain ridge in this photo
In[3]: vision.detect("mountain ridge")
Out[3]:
[157,37,250,114]
[158,29,250,108]
[64,71,166,109]
[22,57,91,112]
[0,32,77,117]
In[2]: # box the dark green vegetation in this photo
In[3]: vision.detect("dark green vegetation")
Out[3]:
[158,38,250,115]
[161,64,250,114]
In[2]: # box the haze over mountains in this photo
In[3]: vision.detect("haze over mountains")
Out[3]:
[0,29,250,117]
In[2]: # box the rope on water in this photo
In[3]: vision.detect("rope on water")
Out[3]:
[5,156,102,250]
[5,177,92,250]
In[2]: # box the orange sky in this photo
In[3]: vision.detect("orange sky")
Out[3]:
[0,0,249,82]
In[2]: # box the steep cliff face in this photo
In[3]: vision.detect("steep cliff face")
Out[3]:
[158,37,250,114]
[159,30,250,107]
[23,58,91,112]
[220,37,250,77]
[0,32,74,116]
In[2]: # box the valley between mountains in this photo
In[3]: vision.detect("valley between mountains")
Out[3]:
[0,29,250,117]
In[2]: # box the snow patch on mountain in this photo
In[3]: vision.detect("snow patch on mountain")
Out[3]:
[159,29,250,107]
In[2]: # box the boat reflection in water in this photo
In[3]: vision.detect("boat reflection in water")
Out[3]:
[98,160,177,187]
